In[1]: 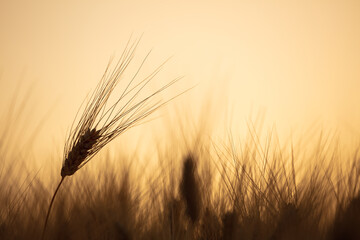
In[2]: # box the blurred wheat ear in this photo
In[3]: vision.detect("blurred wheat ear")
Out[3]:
[180,154,202,224]
[41,38,183,240]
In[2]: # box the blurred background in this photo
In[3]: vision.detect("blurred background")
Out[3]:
[0,0,359,168]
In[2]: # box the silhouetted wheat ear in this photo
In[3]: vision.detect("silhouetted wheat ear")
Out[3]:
[41,37,184,240]
[61,128,100,177]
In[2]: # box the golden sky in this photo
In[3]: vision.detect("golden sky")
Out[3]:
[1,0,360,159]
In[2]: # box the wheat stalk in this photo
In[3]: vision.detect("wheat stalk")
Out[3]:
[41,38,182,239]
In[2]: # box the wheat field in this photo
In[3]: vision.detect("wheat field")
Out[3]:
[1,64,360,240]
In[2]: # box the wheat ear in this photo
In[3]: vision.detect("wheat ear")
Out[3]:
[180,154,202,223]
[41,38,183,239]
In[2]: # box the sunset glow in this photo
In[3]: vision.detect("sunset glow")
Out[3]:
[1,1,360,239]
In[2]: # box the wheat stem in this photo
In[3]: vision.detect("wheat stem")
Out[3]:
[41,176,65,240]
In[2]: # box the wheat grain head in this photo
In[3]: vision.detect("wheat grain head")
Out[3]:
[60,37,182,177]
[42,37,183,239]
